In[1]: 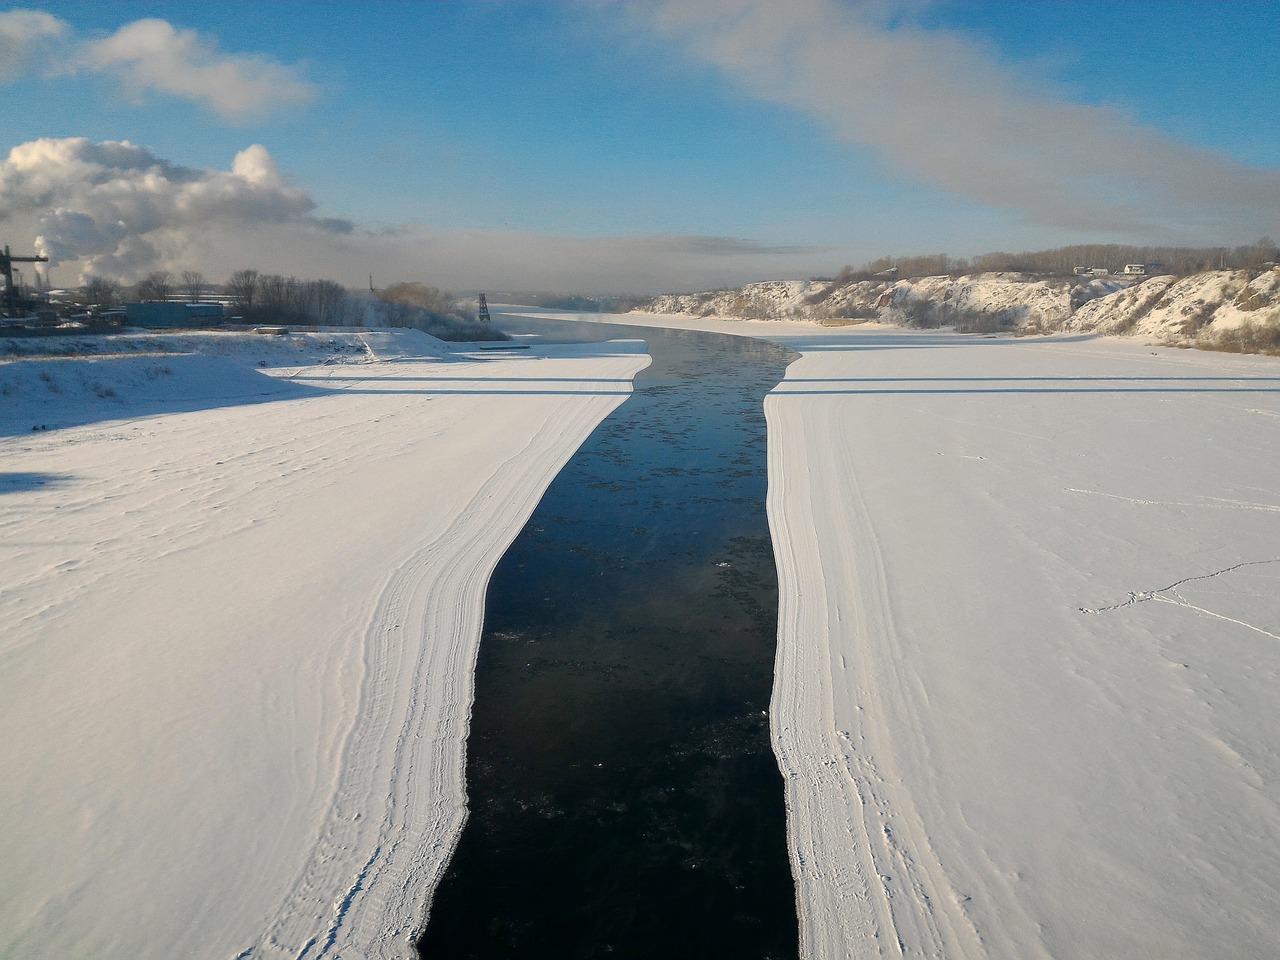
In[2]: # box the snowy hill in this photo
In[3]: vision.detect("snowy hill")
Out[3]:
[641,268,1280,351]
[1065,268,1280,349]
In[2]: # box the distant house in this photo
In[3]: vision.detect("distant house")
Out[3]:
[125,301,224,328]
[1122,264,1148,276]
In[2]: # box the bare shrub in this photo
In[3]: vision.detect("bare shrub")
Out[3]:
[1180,300,1217,336]
[1208,318,1280,354]
[1234,284,1269,312]
[902,300,944,328]
[953,309,1016,334]
[1109,283,1168,335]
[822,303,880,322]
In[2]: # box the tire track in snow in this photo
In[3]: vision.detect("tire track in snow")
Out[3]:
[766,393,989,959]
[243,351,648,960]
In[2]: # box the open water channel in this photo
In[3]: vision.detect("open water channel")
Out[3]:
[418,314,798,959]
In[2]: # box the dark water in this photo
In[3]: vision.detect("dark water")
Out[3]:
[418,315,799,959]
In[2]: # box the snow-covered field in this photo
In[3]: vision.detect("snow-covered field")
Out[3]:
[0,329,648,959]
[565,310,1280,959]
[5,314,1279,959]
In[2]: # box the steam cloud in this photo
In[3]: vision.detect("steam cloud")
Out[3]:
[637,0,1280,241]
[0,136,802,292]
[0,138,349,277]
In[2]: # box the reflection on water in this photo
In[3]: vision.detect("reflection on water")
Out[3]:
[418,316,799,959]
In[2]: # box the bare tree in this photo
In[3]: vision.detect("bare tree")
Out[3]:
[81,276,122,309]
[180,270,205,303]
[227,269,259,314]
[134,270,173,302]
[311,280,346,324]
[257,274,289,319]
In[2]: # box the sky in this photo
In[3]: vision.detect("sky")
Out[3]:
[0,0,1277,294]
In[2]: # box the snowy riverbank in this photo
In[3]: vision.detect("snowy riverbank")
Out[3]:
[0,329,649,959]
[642,267,1280,349]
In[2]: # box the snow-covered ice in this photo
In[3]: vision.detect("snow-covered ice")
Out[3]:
[5,313,1279,959]
[0,329,648,959]
[764,329,1280,959]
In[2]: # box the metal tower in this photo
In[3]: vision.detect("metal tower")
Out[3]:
[477,293,491,323]
[2,245,49,315]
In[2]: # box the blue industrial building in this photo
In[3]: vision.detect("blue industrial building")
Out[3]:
[124,301,225,328]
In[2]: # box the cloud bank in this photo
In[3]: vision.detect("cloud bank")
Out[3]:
[635,0,1280,242]
[0,137,805,292]
[0,8,315,121]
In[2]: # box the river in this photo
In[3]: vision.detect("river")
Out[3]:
[418,314,799,959]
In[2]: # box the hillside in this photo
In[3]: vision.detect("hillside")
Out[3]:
[640,268,1280,352]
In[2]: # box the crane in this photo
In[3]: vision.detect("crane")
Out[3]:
[2,245,49,316]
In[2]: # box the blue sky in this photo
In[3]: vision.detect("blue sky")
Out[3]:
[1,1,1277,293]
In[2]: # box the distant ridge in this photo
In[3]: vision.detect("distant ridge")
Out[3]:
[636,268,1280,353]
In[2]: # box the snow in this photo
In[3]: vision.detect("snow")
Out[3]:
[566,310,1280,959]
[648,279,820,319]
[645,268,1280,346]
[763,330,1280,959]
[0,328,649,959]
[1068,269,1280,341]
[647,272,1128,327]
[6,313,1280,959]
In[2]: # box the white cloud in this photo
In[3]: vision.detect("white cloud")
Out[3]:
[0,8,65,80]
[634,0,1280,243]
[0,9,315,121]
[230,143,285,188]
[0,138,345,278]
[84,18,316,122]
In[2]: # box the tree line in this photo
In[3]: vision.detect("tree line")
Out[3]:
[224,269,348,324]
[822,239,1279,283]
[66,269,504,341]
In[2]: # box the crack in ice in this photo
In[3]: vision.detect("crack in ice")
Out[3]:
[1080,558,1280,641]
[1066,488,1280,513]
